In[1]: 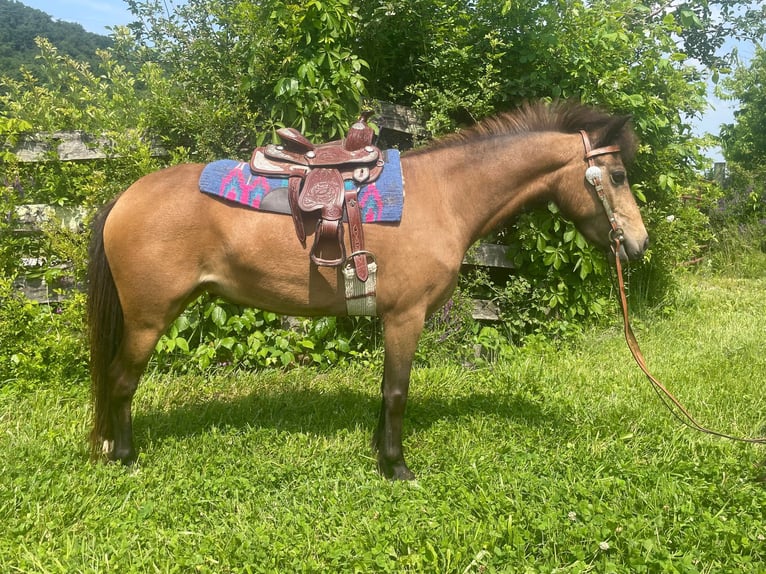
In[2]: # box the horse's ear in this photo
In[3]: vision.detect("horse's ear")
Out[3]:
[597,114,632,147]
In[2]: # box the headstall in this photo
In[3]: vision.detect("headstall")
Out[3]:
[579,130,624,248]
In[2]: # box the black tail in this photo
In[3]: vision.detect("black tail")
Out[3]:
[87,199,123,459]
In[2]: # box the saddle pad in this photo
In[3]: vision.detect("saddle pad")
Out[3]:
[198,149,404,223]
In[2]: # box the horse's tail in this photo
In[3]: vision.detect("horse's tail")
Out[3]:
[87,199,122,459]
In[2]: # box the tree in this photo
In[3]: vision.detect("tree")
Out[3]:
[719,45,766,221]
[0,0,112,81]
[120,0,368,154]
[721,46,766,169]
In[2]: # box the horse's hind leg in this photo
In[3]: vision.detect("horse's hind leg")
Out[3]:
[105,325,164,463]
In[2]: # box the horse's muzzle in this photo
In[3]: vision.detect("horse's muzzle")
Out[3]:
[616,235,649,261]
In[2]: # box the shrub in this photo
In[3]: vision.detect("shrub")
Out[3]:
[0,278,87,390]
[152,296,379,373]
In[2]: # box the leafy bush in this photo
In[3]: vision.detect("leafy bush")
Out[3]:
[710,164,766,226]
[456,205,614,345]
[0,278,87,390]
[152,297,378,373]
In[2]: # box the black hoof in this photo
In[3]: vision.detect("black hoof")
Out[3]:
[107,444,137,466]
[377,458,416,481]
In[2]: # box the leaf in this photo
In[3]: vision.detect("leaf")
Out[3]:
[219,337,237,350]
[210,305,227,328]
[175,315,191,332]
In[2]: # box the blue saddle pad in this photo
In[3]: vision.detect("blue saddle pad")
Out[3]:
[199,149,404,223]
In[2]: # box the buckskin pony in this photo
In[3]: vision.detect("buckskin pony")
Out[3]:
[88,101,649,479]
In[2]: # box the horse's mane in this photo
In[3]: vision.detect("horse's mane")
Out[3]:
[407,101,638,163]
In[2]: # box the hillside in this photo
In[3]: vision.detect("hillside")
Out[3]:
[0,0,113,80]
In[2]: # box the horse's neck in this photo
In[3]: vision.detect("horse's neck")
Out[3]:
[405,132,578,248]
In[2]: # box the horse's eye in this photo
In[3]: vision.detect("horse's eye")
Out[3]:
[610,171,626,186]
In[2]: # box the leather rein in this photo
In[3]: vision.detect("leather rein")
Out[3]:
[579,130,766,445]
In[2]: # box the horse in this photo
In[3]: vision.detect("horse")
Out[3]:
[87,101,649,480]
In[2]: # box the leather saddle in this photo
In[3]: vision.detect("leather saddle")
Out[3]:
[249,113,383,282]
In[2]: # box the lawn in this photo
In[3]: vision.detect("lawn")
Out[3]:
[1,274,765,572]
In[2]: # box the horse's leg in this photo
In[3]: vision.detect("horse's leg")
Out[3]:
[373,310,425,480]
[99,268,196,464]
[105,324,163,463]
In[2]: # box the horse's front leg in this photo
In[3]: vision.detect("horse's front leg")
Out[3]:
[373,311,425,480]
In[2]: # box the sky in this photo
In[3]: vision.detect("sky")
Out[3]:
[18,0,750,162]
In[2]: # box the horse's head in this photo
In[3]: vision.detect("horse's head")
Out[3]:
[557,116,649,261]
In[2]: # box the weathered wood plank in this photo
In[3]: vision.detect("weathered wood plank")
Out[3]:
[10,131,167,162]
[462,243,514,269]
[376,102,423,136]
[13,204,89,233]
[471,299,501,321]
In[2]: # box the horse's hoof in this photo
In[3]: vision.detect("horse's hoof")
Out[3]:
[390,466,416,481]
[108,445,137,466]
[378,459,416,481]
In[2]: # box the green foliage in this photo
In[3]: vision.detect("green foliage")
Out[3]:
[0,166,24,276]
[122,0,367,152]
[718,46,766,224]
[153,297,377,373]
[721,46,766,170]
[450,204,614,347]
[507,205,611,322]
[0,278,87,389]
[416,287,482,365]
[702,221,766,279]
[0,39,171,308]
[267,0,369,138]
[1,38,166,206]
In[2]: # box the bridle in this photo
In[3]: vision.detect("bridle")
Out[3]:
[579,130,766,445]
[579,130,624,245]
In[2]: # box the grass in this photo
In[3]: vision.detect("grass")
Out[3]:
[1,274,765,572]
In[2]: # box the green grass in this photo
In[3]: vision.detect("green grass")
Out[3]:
[2,274,765,573]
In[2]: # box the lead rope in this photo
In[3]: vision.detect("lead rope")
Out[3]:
[580,131,766,445]
[612,237,766,444]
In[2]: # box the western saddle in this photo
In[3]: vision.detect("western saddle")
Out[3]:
[249,113,383,282]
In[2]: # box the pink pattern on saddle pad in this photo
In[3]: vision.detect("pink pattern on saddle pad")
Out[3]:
[358,183,383,223]
[220,164,270,208]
